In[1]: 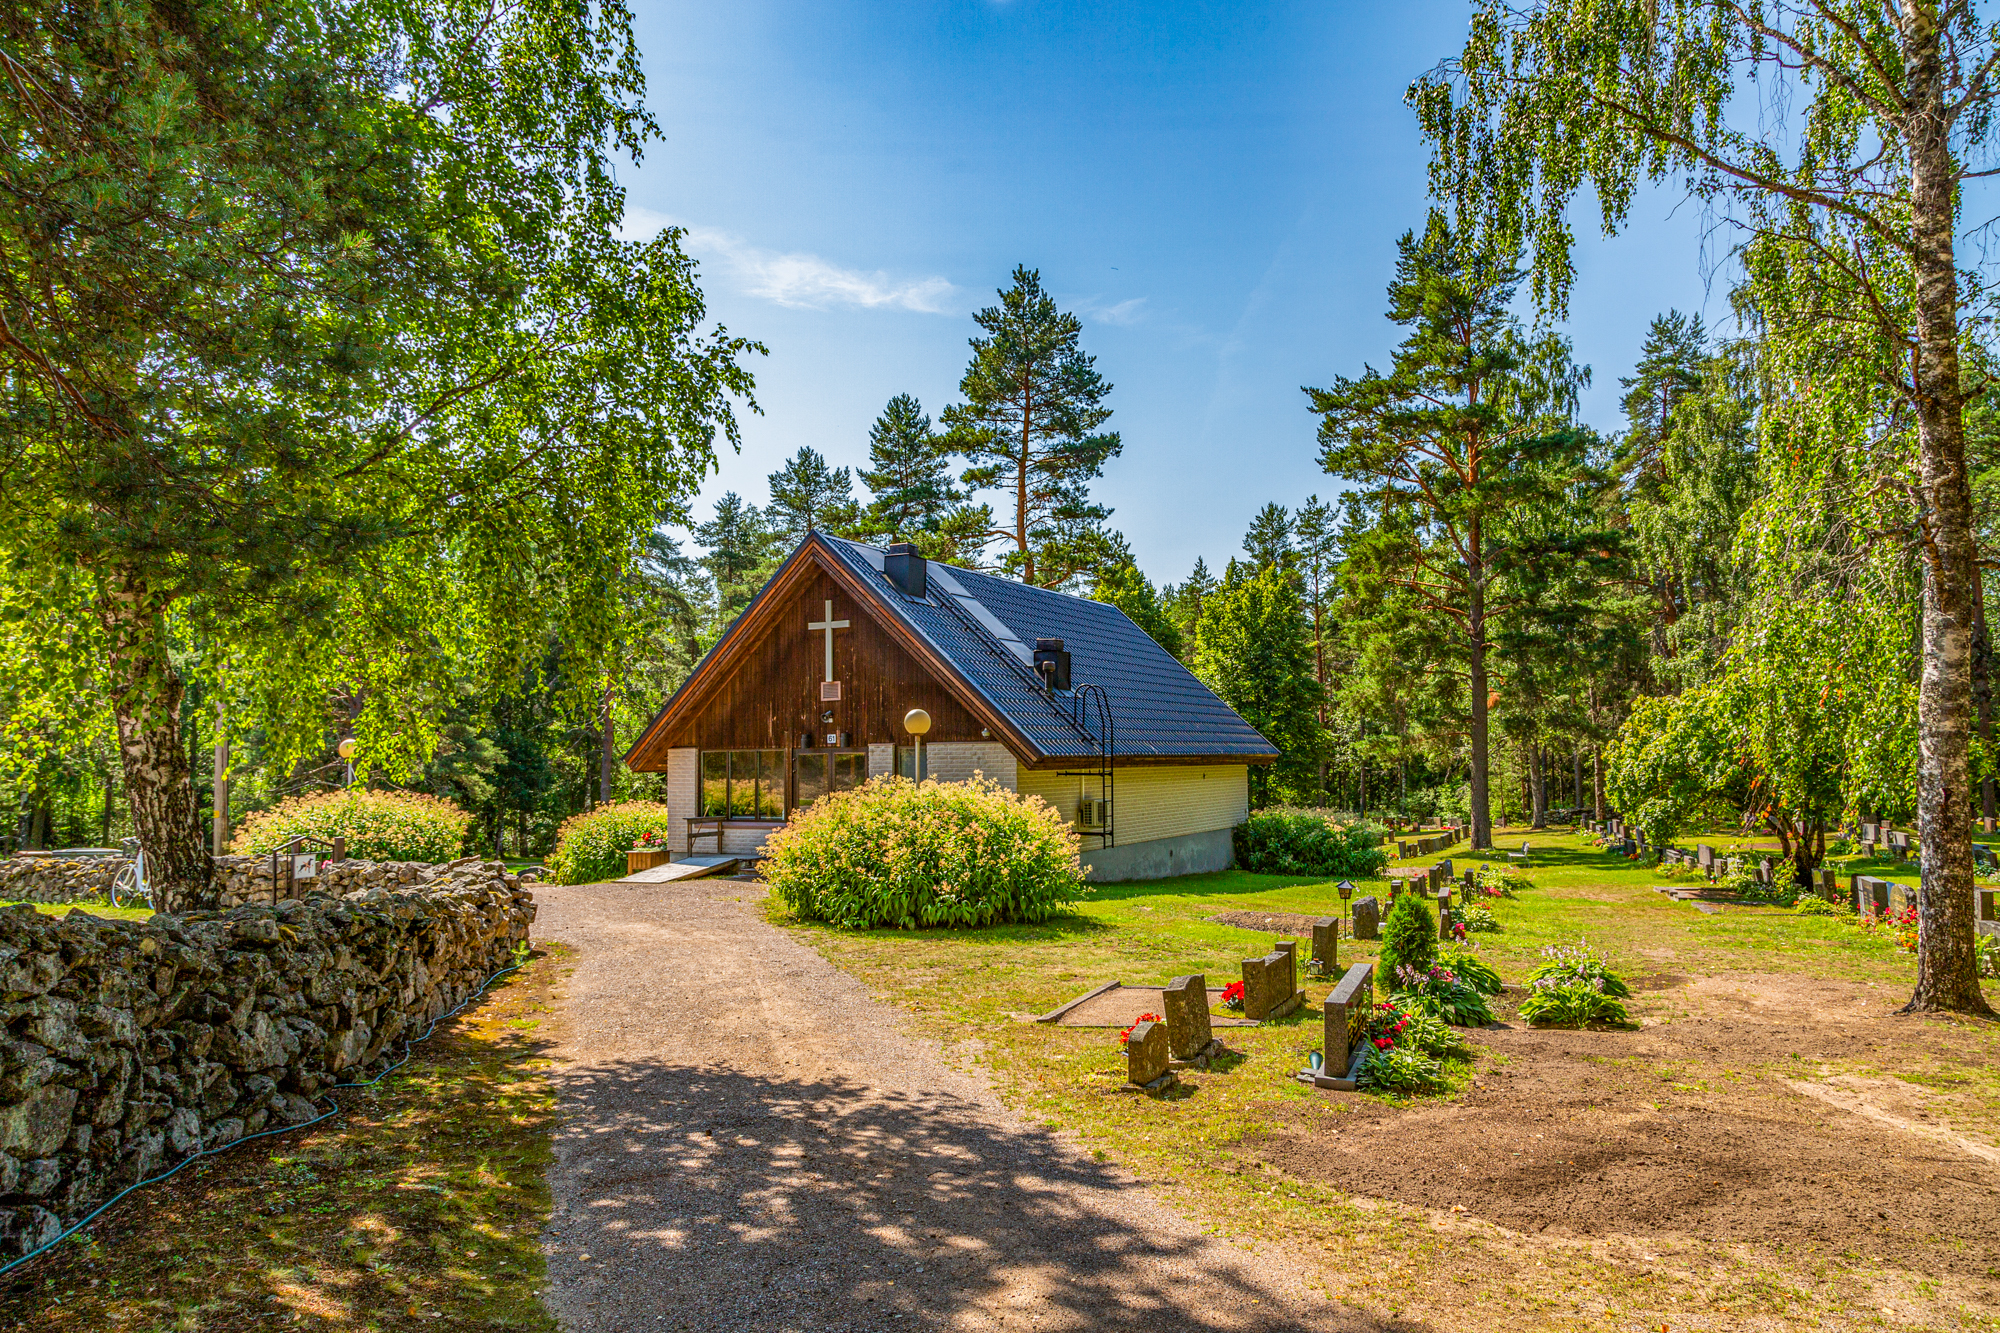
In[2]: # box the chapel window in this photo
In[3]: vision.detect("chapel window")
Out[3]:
[698,750,784,818]
[793,750,866,809]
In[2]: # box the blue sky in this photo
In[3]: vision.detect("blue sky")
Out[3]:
[621,2,1723,585]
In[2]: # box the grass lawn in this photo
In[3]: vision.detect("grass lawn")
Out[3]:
[2,900,157,924]
[0,944,566,1332]
[777,828,2000,1332]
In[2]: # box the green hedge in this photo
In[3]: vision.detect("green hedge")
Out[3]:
[762,776,1087,930]
[1233,812,1389,877]
[229,789,472,863]
[547,802,676,884]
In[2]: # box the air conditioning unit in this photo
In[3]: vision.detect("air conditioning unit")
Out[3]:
[1078,798,1110,829]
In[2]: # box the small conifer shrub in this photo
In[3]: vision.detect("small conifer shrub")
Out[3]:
[1375,893,1438,982]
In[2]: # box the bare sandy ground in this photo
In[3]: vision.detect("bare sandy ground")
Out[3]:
[531,877,1384,1333]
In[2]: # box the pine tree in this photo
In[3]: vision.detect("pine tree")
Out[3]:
[1295,496,1342,802]
[1162,557,1218,665]
[1614,311,1708,498]
[1243,504,1295,572]
[856,394,993,563]
[767,447,861,541]
[694,493,782,622]
[943,267,1122,587]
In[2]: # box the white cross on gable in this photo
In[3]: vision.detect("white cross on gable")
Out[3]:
[807,600,849,683]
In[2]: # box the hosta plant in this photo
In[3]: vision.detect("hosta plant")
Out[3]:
[1391,963,1496,1027]
[1520,940,1633,1028]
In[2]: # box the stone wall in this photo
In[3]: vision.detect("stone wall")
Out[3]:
[0,853,522,909]
[0,862,535,1255]
[0,856,123,904]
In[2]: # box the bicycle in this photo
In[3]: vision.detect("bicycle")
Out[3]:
[110,847,152,910]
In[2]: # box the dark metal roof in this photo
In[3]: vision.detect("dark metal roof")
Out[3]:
[818,536,1278,763]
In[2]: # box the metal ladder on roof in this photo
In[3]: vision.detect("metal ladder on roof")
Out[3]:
[926,584,1114,848]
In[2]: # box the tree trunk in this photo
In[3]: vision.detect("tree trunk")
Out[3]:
[1592,746,1606,821]
[99,566,212,912]
[212,701,230,856]
[1903,10,1992,1014]
[1975,569,1996,823]
[1529,742,1548,829]
[1467,526,1492,848]
[1573,748,1584,811]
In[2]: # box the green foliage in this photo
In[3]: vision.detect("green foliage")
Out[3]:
[1796,895,1851,918]
[1231,813,1388,877]
[1376,893,1438,982]
[1978,935,2000,980]
[1195,564,1328,804]
[546,802,676,885]
[229,790,472,864]
[1089,563,1183,658]
[856,394,992,564]
[762,777,1087,930]
[1391,964,1496,1028]
[943,267,1122,588]
[766,447,861,542]
[1450,903,1501,934]
[1520,940,1633,1028]
[1356,1042,1452,1095]
[1439,947,1503,996]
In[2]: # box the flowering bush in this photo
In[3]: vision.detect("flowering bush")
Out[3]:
[546,802,676,884]
[1391,962,1496,1027]
[1471,864,1525,895]
[229,789,472,863]
[1860,903,1921,952]
[1354,999,1456,1093]
[1444,903,1500,935]
[1220,981,1245,1010]
[1118,1013,1163,1050]
[1439,947,1503,996]
[1520,940,1633,1027]
[762,776,1086,929]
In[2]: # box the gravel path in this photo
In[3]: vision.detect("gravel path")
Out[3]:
[532,877,1380,1332]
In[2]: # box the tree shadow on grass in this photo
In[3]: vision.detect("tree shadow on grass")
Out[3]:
[546,1061,1407,1333]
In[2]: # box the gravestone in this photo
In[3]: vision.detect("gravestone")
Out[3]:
[1697,844,1715,872]
[1862,822,1879,843]
[1351,895,1381,940]
[1125,1019,1170,1088]
[1852,875,1891,916]
[1241,947,1300,1021]
[1978,889,1997,923]
[1162,974,1214,1062]
[1818,866,1839,901]
[1310,917,1339,973]
[1438,859,1453,880]
[1985,817,1998,835]
[1435,886,1454,939]
[1315,962,1376,1089]
[1755,859,1773,886]
[1894,882,1918,912]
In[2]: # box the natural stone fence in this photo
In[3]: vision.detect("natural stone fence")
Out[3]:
[0,853,516,908]
[0,861,535,1256]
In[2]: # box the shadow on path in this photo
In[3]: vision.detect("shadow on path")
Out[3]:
[546,1059,1405,1333]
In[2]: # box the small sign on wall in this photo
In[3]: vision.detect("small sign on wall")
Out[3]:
[820,680,842,701]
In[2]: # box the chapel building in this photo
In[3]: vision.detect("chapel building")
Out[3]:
[624,533,1278,880]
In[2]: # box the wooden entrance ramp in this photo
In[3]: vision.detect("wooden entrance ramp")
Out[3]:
[617,856,741,885]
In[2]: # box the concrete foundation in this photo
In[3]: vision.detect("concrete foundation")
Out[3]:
[1081,826,1235,882]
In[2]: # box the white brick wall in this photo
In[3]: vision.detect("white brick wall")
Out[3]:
[1016,764,1248,844]
[666,748,699,856]
[920,741,1016,789]
[867,743,894,779]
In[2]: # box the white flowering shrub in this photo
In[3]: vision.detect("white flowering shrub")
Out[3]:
[761,776,1087,930]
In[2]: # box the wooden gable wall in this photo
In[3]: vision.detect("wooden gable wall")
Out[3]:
[634,561,997,765]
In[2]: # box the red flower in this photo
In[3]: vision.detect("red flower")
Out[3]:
[1373,1036,1393,1050]
[1221,981,1246,1010]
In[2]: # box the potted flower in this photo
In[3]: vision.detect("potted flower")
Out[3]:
[626,828,672,874]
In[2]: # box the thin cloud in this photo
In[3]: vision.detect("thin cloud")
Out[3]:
[622,209,958,314]
[1078,296,1148,326]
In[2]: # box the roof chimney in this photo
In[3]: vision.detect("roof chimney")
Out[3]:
[1033,637,1071,691]
[884,542,927,597]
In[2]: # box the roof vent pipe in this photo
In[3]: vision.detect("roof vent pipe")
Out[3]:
[1033,638,1071,691]
[885,542,927,598]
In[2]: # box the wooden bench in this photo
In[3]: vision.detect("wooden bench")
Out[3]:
[686,818,787,856]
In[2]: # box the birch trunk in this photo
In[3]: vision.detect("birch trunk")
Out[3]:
[1529,742,1547,829]
[1903,8,1991,1014]
[100,566,212,912]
